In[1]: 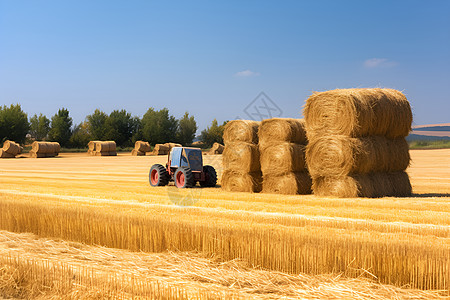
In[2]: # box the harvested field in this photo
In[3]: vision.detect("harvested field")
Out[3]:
[0,150,449,298]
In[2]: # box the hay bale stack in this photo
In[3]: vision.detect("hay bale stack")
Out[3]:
[222,120,262,192]
[30,141,60,158]
[164,143,182,152]
[0,140,21,158]
[132,141,151,156]
[149,144,170,156]
[258,118,311,195]
[207,142,224,155]
[304,88,412,198]
[87,141,101,155]
[88,141,117,156]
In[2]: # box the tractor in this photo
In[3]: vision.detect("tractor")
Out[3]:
[149,147,217,188]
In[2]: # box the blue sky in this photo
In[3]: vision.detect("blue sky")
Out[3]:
[1,1,449,131]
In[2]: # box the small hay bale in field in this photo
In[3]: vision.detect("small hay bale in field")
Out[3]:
[312,171,412,198]
[304,88,412,139]
[223,120,260,145]
[30,141,60,158]
[131,149,146,156]
[262,172,312,195]
[149,144,170,155]
[87,141,101,155]
[306,135,410,177]
[2,140,21,156]
[135,141,151,153]
[164,143,182,152]
[0,149,15,158]
[208,142,224,155]
[92,141,117,156]
[222,142,260,173]
[260,143,306,177]
[258,118,307,149]
[221,170,262,193]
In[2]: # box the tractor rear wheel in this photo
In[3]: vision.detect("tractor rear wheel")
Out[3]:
[149,164,169,187]
[200,165,217,187]
[174,167,194,188]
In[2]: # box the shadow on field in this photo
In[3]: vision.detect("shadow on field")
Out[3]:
[411,193,450,198]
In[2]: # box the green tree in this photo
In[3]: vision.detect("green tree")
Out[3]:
[69,122,91,148]
[86,109,108,140]
[29,113,50,140]
[48,108,73,146]
[200,119,227,147]
[176,112,197,145]
[0,104,30,144]
[141,108,178,144]
[104,109,139,147]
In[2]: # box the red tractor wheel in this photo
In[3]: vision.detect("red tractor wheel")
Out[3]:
[174,167,194,188]
[149,164,169,187]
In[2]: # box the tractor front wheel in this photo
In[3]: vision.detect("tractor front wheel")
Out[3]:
[149,164,169,187]
[174,167,194,188]
[200,165,217,187]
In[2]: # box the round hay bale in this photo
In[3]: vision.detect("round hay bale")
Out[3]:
[312,172,412,198]
[31,141,50,154]
[223,142,260,173]
[95,141,116,152]
[258,118,307,149]
[0,149,16,158]
[208,142,224,155]
[49,142,60,154]
[151,144,170,155]
[223,120,260,145]
[135,141,151,152]
[2,140,21,156]
[221,170,262,193]
[88,141,101,152]
[306,136,410,178]
[304,88,412,139]
[262,172,312,195]
[164,143,182,152]
[131,149,146,156]
[260,143,306,176]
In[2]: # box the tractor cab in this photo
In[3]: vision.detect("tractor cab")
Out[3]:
[149,146,217,188]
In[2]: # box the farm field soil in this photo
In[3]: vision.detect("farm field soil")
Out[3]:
[0,149,449,298]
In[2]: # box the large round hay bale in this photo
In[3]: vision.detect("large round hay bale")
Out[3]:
[312,171,412,198]
[150,144,170,155]
[95,141,116,152]
[258,118,307,149]
[135,141,151,152]
[223,142,260,173]
[131,149,146,156]
[31,141,50,154]
[223,120,260,145]
[0,149,16,158]
[88,141,100,152]
[164,143,182,152]
[262,172,312,195]
[221,170,262,193]
[304,88,412,139]
[260,143,306,176]
[2,140,21,156]
[49,142,61,153]
[306,135,410,177]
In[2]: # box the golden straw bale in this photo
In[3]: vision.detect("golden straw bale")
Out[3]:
[135,141,151,153]
[258,118,307,149]
[0,149,15,158]
[164,143,182,152]
[131,149,146,156]
[221,170,262,193]
[31,141,48,154]
[304,88,412,139]
[262,172,312,195]
[306,135,410,177]
[223,142,260,173]
[149,144,170,155]
[88,141,100,152]
[95,141,116,152]
[2,140,21,156]
[49,142,61,154]
[260,143,306,176]
[223,120,260,145]
[312,171,412,198]
[208,142,224,155]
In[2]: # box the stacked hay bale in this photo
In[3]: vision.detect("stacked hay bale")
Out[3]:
[259,118,311,195]
[132,141,151,156]
[222,120,262,192]
[304,88,412,197]
[0,140,22,158]
[149,144,170,156]
[30,141,60,158]
[207,142,224,155]
[164,143,182,152]
[87,141,101,155]
[92,141,117,156]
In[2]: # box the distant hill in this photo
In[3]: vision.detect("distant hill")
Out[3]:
[408,123,450,141]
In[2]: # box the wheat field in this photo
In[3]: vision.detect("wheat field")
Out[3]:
[0,149,449,298]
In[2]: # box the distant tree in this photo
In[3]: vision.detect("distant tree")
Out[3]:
[0,104,30,144]
[86,109,108,140]
[69,122,91,148]
[199,119,227,147]
[29,113,50,140]
[48,108,73,147]
[104,109,139,147]
[141,108,178,144]
[176,112,197,145]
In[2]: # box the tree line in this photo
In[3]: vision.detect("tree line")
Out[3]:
[0,104,226,148]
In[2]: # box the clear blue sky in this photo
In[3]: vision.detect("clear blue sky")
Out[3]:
[1,0,449,132]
